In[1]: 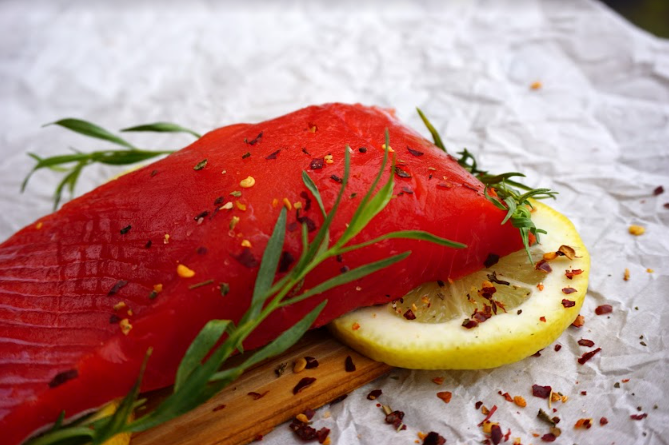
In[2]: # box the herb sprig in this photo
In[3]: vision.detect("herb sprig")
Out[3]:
[27,131,464,445]
[417,108,557,261]
[22,119,200,209]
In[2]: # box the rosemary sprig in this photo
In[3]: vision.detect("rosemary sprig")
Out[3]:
[416,108,557,261]
[27,131,464,445]
[22,119,200,210]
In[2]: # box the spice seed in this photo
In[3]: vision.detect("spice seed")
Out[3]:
[293,357,307,374]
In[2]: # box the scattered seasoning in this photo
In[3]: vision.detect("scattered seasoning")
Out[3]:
[572,314,585,327]
[344,355,356,372]
[530,81,542,90]
[487,271,510,286]
[310,158,324,170]
[595,304,612,315]
[109,314,121,323]
[561,299,575,308]
[241,240,252,248]
[48,369,79,388]
[212,404,226,412]
[245,132,263,145]
[240,176,256,188]
[367,389,383,400]
[490,424,503,445]
[384,410,406,430]
[536,260,552,273]
[150,169,158,177]
[278,251,295,273]
[484,254,500,268]
[177,264,195,278]
[274,362,287,377]
[293,377,317,395]
[514,396,527,407]
[266,150,281,160]
[242,152,251,159]
[119,318,132,335]
[574,418,593,429]
[654,186,664,195]
[230,191,242,198]
[394,166,411,178]
[194,159,208,170]
[578,339,595,347]
[532,385,552,399]
[289,418,330,443]
[628,225,645,236]
[630,413,648,420]
[293,357,307,374]
[578,347,602,365]
[107,280,128,296]
[145,240,152,248]
[565,269,583,279]
[214,196,224,205]
[561,287,577,294]
[164,234,170,244]
[188,279,214,290]
[477,405,498,427]
[462,318,478,329]
[330,174,343,184]
[248,391,269,400]
[554,344,562,352]
[432,377,444,385]
[537,409,556,427]
[197,246,208,255]
[235,201,247,211]
[120,225,132,235]
[233,248,259,268]
[339,266,349,273]
[358,147,367,153]
[283,198,292,210]
[304,356,319,369]
[475,401,483,410]
[600,417,609,426]
[540,433,556,442]
[423,432,446,445]
[194,210,209,221]
[381,143,394,153]
[407,146,424,157]
[219,282,230,296]
[403,309,416,320]
[148,290,158,299]
[436,391,452,403]
[297,214,317,232]
[324,154,334,164]
[624,268,631,281]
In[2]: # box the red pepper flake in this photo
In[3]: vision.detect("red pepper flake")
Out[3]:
[622,378,630,383]
[491,424,503,445]
[578,347,602,365]
[407,146,424,157]
[600,417,609,426]
[345,355,356,372]
[245,132,263,145]
[436,391,452,403]
[572,314,585,327]
[630,413,647,420]
[299,191,312,211]
[477,405,498,426]
[120,225,132,235]
[289,419,330,443]
[554,344,562,352]
[578,339,595,347]
[498,391,513,402]
[557,245,577,260]
[535,260,552,273]
[330,174,343,184]
[539,316,547,322]
[565,269,583,279]
[394,166,411,178]
[385,410,406,430]
[403,309,417,320]
[304,356,319,369]
[664,203,669,209]
[574,418,593,429]
[296,214,317,232]
[304,408,316,420]
[107,280,128,296]
[265,150,280,160]
[432,377,444,385]
[358,147,367,153]
[422,432,446,445]
[561,299,576,308]
[232,248,259,268]
[293,377,316,395]
[540,433,557,442]
[367,389,382,400]
[484,253,500,268]
[580,391,587,395]
[242,152,251,159]
[310,158,324,170]
[532,350,542,357]
[212,404,226,412]
[401,186,414,194]
[475,401,483,410]
[487,271,510,286]
[48,369,78,388]
[595,304,612,315]
[562,287,577,294]
[248,390,269,400]
[653,186,664,195]
[532,384,552,399]
[145,240,152,248]
[462,318,478,329]
[252,434,263,442]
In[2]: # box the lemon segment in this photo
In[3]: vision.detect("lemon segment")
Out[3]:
[329,200,590,370]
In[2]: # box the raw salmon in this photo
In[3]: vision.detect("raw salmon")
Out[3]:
[0,104,523,444]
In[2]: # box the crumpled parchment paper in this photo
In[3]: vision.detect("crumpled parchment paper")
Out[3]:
[1,0,668,443]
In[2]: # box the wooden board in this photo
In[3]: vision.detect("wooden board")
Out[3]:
[131,328,391,445]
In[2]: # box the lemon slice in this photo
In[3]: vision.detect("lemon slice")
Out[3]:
[329,200,590,369]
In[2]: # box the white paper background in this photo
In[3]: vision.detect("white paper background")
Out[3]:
[2,0,669,443]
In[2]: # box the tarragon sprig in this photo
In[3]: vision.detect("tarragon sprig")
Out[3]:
[26,130,464,445]
[417,108,557,261]
[22,119,199,210]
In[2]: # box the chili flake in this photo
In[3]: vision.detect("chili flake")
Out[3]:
[484,253,500,268]
[432,377,444,385]
[242,152,251,159]
[572,314,585,327]
[513,396,527,407]
[407,146,424,157]
[245,132,263,145]
[324,154,334,164]
[628,225,645,236]
[394,166,411,178]
[119,318,132,335]
[310,158,324,170]
[436,391,452,403]
[384,410,405,430]
[565,269,583,279]
[422,432,445,445]
[241,240,252,248]
[351,322,360,331]
[532,385,552,399]
[266,150,280,160]
[578,339,595,347]
[381,143,394,153]
[293,377,316,395]
[578,347,601,364]
[145,240,152,248]
[220,283,230,296]
[462,318,478,329]
[561,299,575,308]
[240,176,255,188]
[235,201,247,211]
[345,355,356,372]
[48,369,78,388]
[557,245,577,259]
[194,159,208,170]
[403,309,416,320]
[530,81,542,90]
[536,260,552,273]
[233,248,259,268]
[304,356,319,369]
[247,390,269,400]
[330,174,343,183]
[630,413,647,420]
[562,287,577,294]
[120,225,131,235]
[574,418,593,429]
[367,389,382,400]
[600,417,609,425]
[177,264,195,278]
[108,280,128,296]
[230,190,242,197]
[595,304,612,315]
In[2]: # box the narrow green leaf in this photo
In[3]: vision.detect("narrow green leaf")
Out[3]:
[121,122,201,139]
[174,320,230,392]
[416,108,447,152]
[238,301,326,370]
[45,119,136,150]
[93,150,172,166]
[337,230,466,254]
[283,252,410,306]
[302,171,327,218]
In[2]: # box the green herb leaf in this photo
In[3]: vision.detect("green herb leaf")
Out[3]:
[45,118,136,150]
[302,171,327,218]
[174,320,230,392]
[121,122,201,139]
[337,230,466,254]
[416,108,446,153]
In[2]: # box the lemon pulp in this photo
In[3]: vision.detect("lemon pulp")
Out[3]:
[329,200,590,369]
